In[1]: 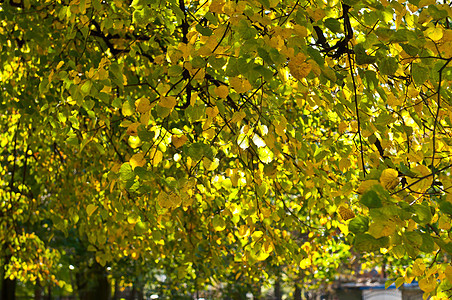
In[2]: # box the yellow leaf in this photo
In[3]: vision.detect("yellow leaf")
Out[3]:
[407,151,423,163]
[418,0,436,7]
[275,115,287,136]
[135,97,152,113]
[338,121,348,133]
[407,165,432,192]
[425,26,443,41]
[157,191,181,209]
[255,250,269,261]
[126,123,140,136]
[209,0,225,13]
[288,53,311,81]
[127,214,139,224]
[169,192,182,208]
[130,152,146,169]
[212,215,226,231]
[387,93,403,107]
[238,225,250,237]
[158,191,171,209]
[414,164,431,177]
[56,61,64,70]
[203,157,219,171]
[214,85,229,99]
[380,168,399,190]
[159,96,177,109]
[150,149,163,165]
[251,230,264,241]
[293,25,307,37]
[263,241,274,253]
[206,106,219,118]
[419,276,436,293]
[299,258,311,269]
[412,258,426,276]
[275,122,285,136]
[229,77,251,93]
[86,204,98,217]
[338,206,355,221]
[338,157,349,171]
[309,8,325,21]
[177,42,193,59]
[202,127,216,140]
[445,265,452,283]
[140,110,151,125]
[368,220,396,238]
[439,215,451,230]
[407,219,417,231]
[172,134,188,149]
[122,101,135,116]
[338,223,349,235]
[231,110,246,123]
[357,180,380,194]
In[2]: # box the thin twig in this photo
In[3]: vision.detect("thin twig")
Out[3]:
[347,51,366,177]
[431,57,452,184]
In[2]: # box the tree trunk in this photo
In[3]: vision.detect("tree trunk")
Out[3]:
[46,285,51,300]
[1,255,16,300]
[113,279,120,300]
[294,284,302,300]
[1,278,16,300]
[34,279,42,300]
[129,284,136,300]
[253,285,261,300]
[274,276,282,300]
[130,280,144,300]
[76,262,110,300]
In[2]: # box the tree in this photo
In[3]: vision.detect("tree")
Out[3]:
[1,0,452,298]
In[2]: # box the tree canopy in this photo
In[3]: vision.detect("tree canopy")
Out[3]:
[1,0,452,298]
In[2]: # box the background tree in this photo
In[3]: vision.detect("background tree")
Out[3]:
[2,0,452,298]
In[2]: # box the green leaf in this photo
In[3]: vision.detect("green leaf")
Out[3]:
[385,280,395,289]
[257,0,270,8]
[187,142,205,161]
[307,47,324,66]
[168,65,183,77]
[39,78,49,94]
[192,56,207,69]
[354,233,388,252]
[360,190,382,208]
[401,43,419,56]
[439,200,452,215]
[257,48,274,65]
[435,239,452,255]
[420,233,434,253]
[412,63,429,86]
[324,18,342,33]
[86,204,98,217]
[378,57,398,75]
[130,0,148,9]
[132,9,146,25]
[349,215,369,233]
[212,215,226,231]
[195,24,212,36]
[411,204,432,225]
[354,44,376,65]
[137,126,155,142]
[81,80,92,95]
[254,65,273,81]
[404,231,422,258]
[119,163,134,181]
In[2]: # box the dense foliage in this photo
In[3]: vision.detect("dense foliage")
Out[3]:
[1,0,452,298]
